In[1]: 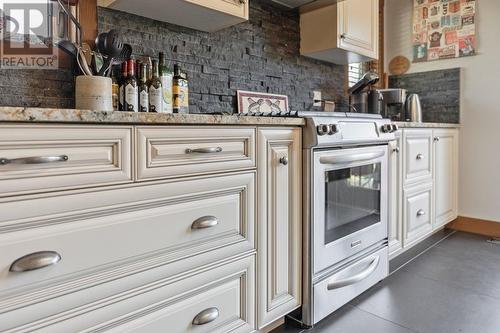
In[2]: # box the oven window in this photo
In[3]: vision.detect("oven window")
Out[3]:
[325,162,381,244]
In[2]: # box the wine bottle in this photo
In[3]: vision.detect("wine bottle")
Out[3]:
[118,61,128,111]
[124,59,138,112]
[149,60,163,113]
[138,63,149,112]
[159,52,173,113]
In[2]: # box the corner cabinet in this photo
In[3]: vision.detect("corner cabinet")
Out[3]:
[389,127,459,259]
[300,0,379,64]
[97,0,249,32]
[257,128,302,329]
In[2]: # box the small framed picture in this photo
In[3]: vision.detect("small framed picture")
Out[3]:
[237,90,289,114]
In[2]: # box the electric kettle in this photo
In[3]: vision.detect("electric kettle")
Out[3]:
[405,93,422,122]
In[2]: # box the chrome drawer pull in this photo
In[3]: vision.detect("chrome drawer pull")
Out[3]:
[192,307,219,325]
[0,155,68,166]
[417,209,426,217]
[327,256,380,290]
[185,147,222,154]
[10,251,61,272]
[279,156,289,165]
[191,216,219,230]
[416,153,424,160]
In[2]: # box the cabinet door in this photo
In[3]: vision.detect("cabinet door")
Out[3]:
[337,0,379,59]
[433,129,459,228]
[388,136,403,258]
[257,128,301,329]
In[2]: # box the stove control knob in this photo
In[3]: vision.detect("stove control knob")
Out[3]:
[391,124,399,132]
[317,124,329,136]
[328,124,338,135]
[381,124,393,133]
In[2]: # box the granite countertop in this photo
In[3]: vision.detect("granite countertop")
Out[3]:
[0,107,305,126]
[395,121,461,129]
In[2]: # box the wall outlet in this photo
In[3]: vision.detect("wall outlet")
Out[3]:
[313,91,322,107]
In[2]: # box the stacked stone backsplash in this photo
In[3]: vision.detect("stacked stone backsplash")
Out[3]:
[0,68,74,109]
[389,68,460,123]
[98,0,346,113]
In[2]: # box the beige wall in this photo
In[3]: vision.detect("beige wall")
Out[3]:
[385,0,500,222]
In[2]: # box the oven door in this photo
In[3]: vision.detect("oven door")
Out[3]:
[313,145,388,274]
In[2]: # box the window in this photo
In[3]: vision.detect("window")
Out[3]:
[348,61,380,87]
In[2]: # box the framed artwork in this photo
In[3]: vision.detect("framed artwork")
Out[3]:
[237,90,289,114]
[412,0,477,62]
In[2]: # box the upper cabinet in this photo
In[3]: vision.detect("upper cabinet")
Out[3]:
[97,0,249,32]
[300,0,379,64]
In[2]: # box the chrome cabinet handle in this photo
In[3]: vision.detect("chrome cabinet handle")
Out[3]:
[192,307,219,325]
[279,156,288,165]
[434,136,440,142]
[0,155,68,166]
[320,151,385,165]
[416,153,424,160]
[10,251,61,272]
[327,256,380,290]
[340,33,347,39]
[185,147,222,154]
[392,147,400,153]
[417,209,426,217]
[191,216,219,230]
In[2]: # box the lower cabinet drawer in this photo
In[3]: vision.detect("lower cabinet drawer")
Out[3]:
[313,247,388,324]
[403,183,433,246]
[0,124,133,197]
[1,255,256,333]
[0,172,255,307]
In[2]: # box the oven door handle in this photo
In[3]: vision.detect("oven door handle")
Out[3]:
[320,151,385,165]
[327,256,380,290]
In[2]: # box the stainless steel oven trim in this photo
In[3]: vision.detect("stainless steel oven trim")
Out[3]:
[312,145,389,274]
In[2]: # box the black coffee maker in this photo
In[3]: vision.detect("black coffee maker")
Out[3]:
[348,72,384,114]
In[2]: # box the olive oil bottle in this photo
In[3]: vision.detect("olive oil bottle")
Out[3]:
[172,64,189,114]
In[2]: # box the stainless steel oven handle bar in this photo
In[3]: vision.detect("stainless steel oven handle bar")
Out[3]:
[326,256,380,290]
[319,151,385,165]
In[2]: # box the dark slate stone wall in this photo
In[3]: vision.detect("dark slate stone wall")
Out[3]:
[98,0,346,113]
[0,69,74,108]
[389,68,460,123]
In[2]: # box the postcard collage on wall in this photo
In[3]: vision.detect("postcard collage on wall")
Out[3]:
[413,0,476,62]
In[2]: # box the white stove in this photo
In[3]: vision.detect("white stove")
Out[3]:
[294,112,397,327]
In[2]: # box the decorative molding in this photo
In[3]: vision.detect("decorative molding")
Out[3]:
[4,253,255,333]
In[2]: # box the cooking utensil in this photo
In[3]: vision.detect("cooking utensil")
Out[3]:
[96,30,124,76]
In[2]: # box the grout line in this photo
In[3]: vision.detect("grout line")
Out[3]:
[353,306,419,333]
[389,230,456,276]
[398,268,500,303]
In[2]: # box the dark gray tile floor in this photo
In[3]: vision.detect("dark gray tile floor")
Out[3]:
[273,232,500,333]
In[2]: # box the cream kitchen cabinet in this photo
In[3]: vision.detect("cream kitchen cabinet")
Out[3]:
[97,0,249,32]
[389,127,459,259]
[256,128,302,329]
[388,135,403,257]
[300,0,379,64]
[0,123,303,332]
[433,129,459,229]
